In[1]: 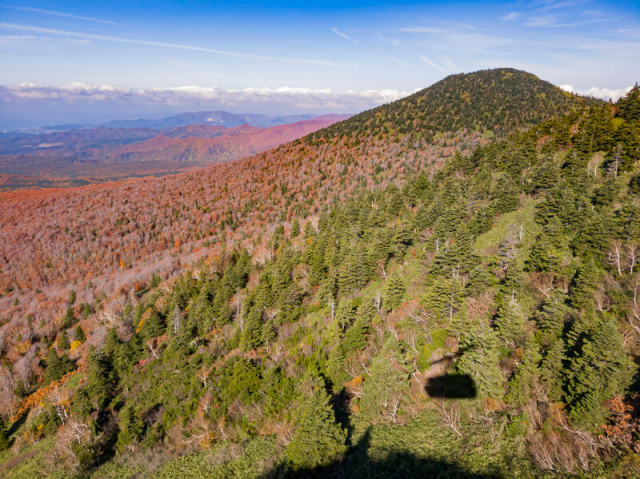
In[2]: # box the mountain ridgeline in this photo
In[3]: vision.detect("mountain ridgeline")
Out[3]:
[1,71,639,478]
[310,68,593,143]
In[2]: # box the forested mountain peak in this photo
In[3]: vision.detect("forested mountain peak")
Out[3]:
[1,74,639,478]
[311,68,593,142]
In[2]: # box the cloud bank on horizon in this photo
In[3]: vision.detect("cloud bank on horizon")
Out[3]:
[0,0,638,128]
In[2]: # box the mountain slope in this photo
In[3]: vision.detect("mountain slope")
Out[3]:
[0,69,587,292]
[0,78,638,478]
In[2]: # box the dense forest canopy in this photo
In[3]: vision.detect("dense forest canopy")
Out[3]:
[1,71,639,478]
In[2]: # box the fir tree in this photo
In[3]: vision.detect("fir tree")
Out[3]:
[566,315,634,431]
[385,273,406,311]
[505,335,542,407]
[58,329,70,350]
[570,260,600,310]
[456,330,504,399]
[61,306,75,329]
[75,325,86,343]
[285,387,347,470]
[241,307,263,352]
[495,298,526,348]
[0,417,10,452]
[44,350,74,383]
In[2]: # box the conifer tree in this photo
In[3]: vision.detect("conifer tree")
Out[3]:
[539,337,566,402]
[566,316,634,431]
[505,335,541,407]
[0,417,10,452]
[58,329,70,350]
[61,306,75,329]
[44,349,73,383]
[385,273,406,311]
[456,330,504,399]
[241,307,263,352]
[495,298,526,348]
[286,387,347,470]
[570,260,600,310]
[75,325,86,343]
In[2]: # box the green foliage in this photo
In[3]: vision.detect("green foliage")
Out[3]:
[285,387,347,470]
[384,273,406,311]
[44,350,74,384]
[456,330,504,399]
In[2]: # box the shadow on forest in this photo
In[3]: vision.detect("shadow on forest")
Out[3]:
[424,374,478,399]
[260,427,496,479]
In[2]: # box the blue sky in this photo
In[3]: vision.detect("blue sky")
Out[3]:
[1,0,639,128]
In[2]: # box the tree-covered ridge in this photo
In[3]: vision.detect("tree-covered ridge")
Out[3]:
[310,68,595,143]
[1,86,639,477]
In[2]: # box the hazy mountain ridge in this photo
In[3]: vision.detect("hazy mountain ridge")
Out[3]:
[43,111,324,132]
[0,115,351,186]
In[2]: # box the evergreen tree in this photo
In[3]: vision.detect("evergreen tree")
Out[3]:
[58,330,70,350]
[291,218,300,238]
[566,316,635,432]
[457,330,504,399]
[75,325,86,343]
[84,348,118,411]
[61,306,75,329]
[285,388,347,470]
[358,347,409,424]
[241,307,263,352]
[505,335,542,407]
[0,417,10,452]
[116,404,145,450]
[570,260,600,310]
[539,337,566,402]
[385,273,406,311]
[495,298,526,348]
[44,350,73,383]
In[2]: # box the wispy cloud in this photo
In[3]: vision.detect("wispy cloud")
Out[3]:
[525,13,610,27]
[0,34,91,45]
[331,27,358,43]
[400,24,512,51]
[386,54,415,69]
[400,26,448,34]
[419,55,449,74]
[0,82,412,114]
[500,12,520,21]
[442,58,461,73]
[3,5,127,26]
[559,84,632,101]
[0,23,347,67]
[376,34,402,46]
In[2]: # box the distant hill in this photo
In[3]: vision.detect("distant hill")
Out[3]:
[44,111,323,131]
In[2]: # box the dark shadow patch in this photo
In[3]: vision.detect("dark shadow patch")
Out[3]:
[425,374,477,399]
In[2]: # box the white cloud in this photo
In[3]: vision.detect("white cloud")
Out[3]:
[500,12,520,21]
[0,23,347,67]
[3,5,127,26]
[386,55,415,69]
[559,84,633,101]
[442,58,461,73]
[376,34,402,46]
[525,14,609,27]
[0,83,412,112]
[419,55,449,74]
[331,27,358,43]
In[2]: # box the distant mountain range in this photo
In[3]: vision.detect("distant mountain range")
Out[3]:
[0,114,351,186]
[44,111,324,131]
